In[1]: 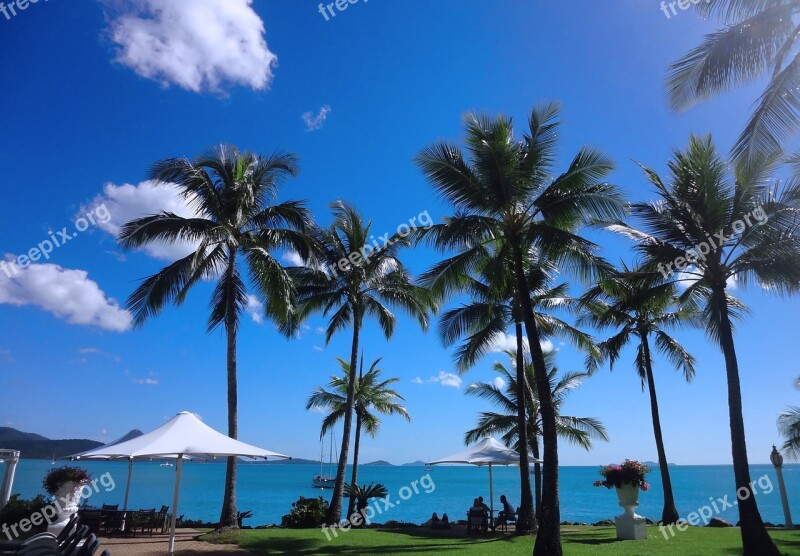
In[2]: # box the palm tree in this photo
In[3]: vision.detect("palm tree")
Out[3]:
[305,356,411,519]
[434,252,597,524]
[465,349,609,515]
[666,0,800,162]
[610,135,800,555]
[289,201,429,525]
[778,377,800,460]
[117,145,315,527]
[580,267,697,525]
[416,103,624,555]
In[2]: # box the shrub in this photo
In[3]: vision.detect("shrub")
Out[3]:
[42,466,91,496]
[0,494,52,537]
[280,497,329,529]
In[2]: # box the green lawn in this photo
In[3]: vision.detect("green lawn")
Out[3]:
[201,526,800,555]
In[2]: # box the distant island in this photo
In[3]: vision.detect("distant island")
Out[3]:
[402,460,427,467]
[642,461,678,468]
[0,427,105,460]
[363,460,393,466]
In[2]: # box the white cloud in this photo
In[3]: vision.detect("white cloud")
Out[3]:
[0,260,132,332]
[313,345,324,352]
[79,348,101,355]
[410,377,424,384]
[308,406,326,414]
[281,251,304,266]
[315,327,325,335]
[302,105,331,131]
[105,0,277,94]
[87,181,202,261]
[493,377,506,390]
[489,332,553,354]
[429,371,462,389]
[132,377,159,385]
[245,295,264,324]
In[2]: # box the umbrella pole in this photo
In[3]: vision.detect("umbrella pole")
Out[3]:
[121,458,133,531]
[489,464,494,529]
[168,455,183,555]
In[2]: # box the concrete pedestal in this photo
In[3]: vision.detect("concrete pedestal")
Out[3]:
[615,514,647,540]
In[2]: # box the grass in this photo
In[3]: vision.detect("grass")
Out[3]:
[200,525,800,555]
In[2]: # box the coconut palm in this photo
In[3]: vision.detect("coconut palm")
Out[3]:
[778,377,800,460]
[117,145,315,527]
[666,0,800,162]
[580,267,698,525]
[343,483,388,521]
[289,201,429,525]
[305,356,411,519]
[465,349,609,516]
[416,103,624,555]
[610,135,800,555]
[435,252,597,523]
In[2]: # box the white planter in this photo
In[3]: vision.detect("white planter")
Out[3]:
[614,484,646,540]
[47,481,83,535]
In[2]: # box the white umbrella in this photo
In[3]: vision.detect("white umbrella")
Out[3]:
[72,411,290,554]
[428,438,540,522]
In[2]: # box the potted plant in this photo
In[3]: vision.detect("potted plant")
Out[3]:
[42,466,91,532]
[594,460,650,540]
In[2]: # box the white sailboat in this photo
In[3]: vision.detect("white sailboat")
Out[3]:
[312,430,337,489]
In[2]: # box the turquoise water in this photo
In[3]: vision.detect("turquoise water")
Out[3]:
[8,460,800,526]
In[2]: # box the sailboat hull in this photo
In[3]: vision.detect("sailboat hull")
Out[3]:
[311,476,336,489]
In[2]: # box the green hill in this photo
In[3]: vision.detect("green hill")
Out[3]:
[0,427,104,460]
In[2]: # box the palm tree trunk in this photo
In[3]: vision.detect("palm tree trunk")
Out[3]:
[513,319,535,533]
[346,411,363,521]
[511,244,561,556]
[219,249,239,528]
[713,287,780,556]
[530,436,542,519]
[640,333,679,525]
[325,311,361,525]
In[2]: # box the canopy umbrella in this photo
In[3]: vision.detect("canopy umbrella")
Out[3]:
[71,411,290,554]
[428,437,541,523]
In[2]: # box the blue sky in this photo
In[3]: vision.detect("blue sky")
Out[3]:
[0,0,797,467]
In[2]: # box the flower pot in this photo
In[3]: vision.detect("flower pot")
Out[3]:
[614,483,646,540]
[47,481,83,535]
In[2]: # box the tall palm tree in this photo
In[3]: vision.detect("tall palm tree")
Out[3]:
[465,349,609,515]
[118,145,315,527]
[778,377,800,459]
[434,252,597,524]
[416,103,624,555]
[305,356,411,519]
[610,135,800,555]
[580,267,698,525]
[288,201,429,525]
[666,0,800,162]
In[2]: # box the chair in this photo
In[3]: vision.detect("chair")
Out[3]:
[61,525,90,556]
[76,511,101,536]
[157,506,170,534]
[466,508,487,533]
[498,506,519,532]
[133,509,156,537]
[98,506,120,535]
[72,534,100,556]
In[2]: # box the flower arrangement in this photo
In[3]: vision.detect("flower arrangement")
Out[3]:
[593,460,651,491]
[42,466,91,496]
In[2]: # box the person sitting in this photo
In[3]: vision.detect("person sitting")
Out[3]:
[441,513,450,529]
[428,512,441,529]
[468,498,488,532]
[496,494,516,530]
[478,496,491,529]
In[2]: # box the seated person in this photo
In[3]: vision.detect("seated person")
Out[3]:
[441,513,450,529]
[478,496,491,528]
[496,494,515,528]
[429,512,441,529]
[468,498,488,531]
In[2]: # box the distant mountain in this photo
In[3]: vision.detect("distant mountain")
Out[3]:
[263,458,320,465]
[402,460,427,467]
[363,460,393,466]
[642,461,678,468]
[0,427,106,460]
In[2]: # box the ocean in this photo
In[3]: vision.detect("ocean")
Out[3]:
[8,460,800,527]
